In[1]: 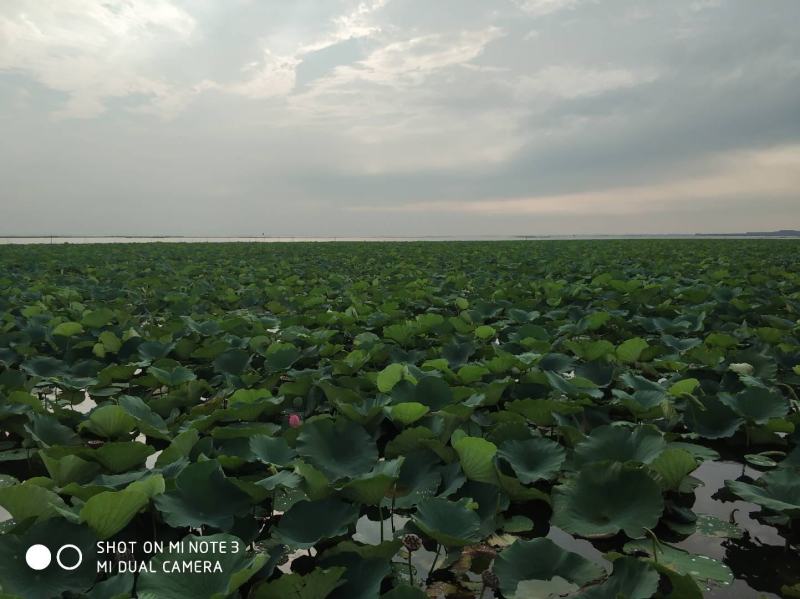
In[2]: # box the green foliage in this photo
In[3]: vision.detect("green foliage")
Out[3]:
[0,240,797,596]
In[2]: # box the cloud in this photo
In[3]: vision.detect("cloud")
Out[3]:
[514,65,653,100]
[345,145,800,216]
[0,0,799,235]
[513,0,584,17]
[0,0,196,118]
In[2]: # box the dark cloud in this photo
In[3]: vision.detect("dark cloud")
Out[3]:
[0,0,798,236]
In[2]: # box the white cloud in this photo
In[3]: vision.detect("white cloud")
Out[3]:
[0,0,196,118]
[513,0,584,17]
[227,50,300,99]
[515,65,653,100]
[225,0,390,101]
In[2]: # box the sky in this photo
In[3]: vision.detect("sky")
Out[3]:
[1,0,799,237]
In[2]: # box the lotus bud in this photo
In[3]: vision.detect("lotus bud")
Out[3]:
[288,413,302,428]
[729,362,754,376]
[402,534,422,552]
[481,569,499,590]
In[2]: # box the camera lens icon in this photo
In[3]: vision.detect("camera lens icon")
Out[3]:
[25,544,83,571]
[25,545,51,570]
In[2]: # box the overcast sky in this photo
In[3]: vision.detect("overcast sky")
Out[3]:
[1,0,798,237]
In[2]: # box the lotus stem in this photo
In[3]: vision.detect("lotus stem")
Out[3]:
[390,487,396,533]
[776,383,799,411]
[479,581,486,598]
[380,505,385,543]
[644,528,661,564]
[407,552,414,586]
[427,544,442,581]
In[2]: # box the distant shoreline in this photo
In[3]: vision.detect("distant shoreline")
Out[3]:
[1,232,799,245]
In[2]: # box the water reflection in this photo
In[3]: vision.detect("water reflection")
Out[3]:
[681,460,787,599]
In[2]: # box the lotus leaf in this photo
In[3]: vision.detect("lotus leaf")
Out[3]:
[552,463,664,538]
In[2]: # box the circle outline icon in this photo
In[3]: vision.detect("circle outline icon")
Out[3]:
[56,544,83,571]
[25,544,52,570]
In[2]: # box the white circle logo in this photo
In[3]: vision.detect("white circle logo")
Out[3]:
[56,544,83,571]
[25,544,52,570]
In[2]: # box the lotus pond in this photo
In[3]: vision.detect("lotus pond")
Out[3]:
[1,240,799,599]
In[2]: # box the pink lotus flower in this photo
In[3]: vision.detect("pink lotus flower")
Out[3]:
[288,413,302,428]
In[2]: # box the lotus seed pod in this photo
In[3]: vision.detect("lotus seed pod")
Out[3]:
[481,569,499,589]
[402,534,422,552]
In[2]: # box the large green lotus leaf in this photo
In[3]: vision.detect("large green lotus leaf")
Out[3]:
[0,519,98,599]
[80,404,137,439]
[53,321,84,337]
[21,356,68,377]
[410,376,453,410]
[506,398,583,426]
[26,412,79,447]
[117,394,169,440]
[255,470,302,491]
[0,481,67,521]
[651,562,703,599]
[297,417,378,481]
[91,441,156,473]
[412,497,481,547]
[274,497,360,548]
[392,449,443,509]
[667,442,720,462]
[291,461,330,501]
[138,341,174,360]
[40,450,100,487]
[668,378,700,397]
[85,573,134,599]
[334,396,391,426]
[573,425,666,467]
[263,342,302,371]
[319,551,392,599]
[148,365,196,387]
[539,353,575,372]
[694,514,743,539]
[386,402,429,426]
[647,448,698,491]
[616,337,649,363]
[137,533,267,599]
[452,435,498,484]
[725,467,800,516]
[543,370,603,399]
[249,435,297,466]
[213,348,252,375]
[623,539,733,585]
[492,537,605,598]
[155,429,200,467]
[496,437,565,483]
[661,335,702,354]
[377,363,406,392]
[719,388,789,424]
[80,475,164,539]
[81,307,114,328]
[252,567,345,599]
[552,463,664,538]
[154,460,252,530]
[579,556,659,599]
[683,395,744,439]
[340,458,404,505]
